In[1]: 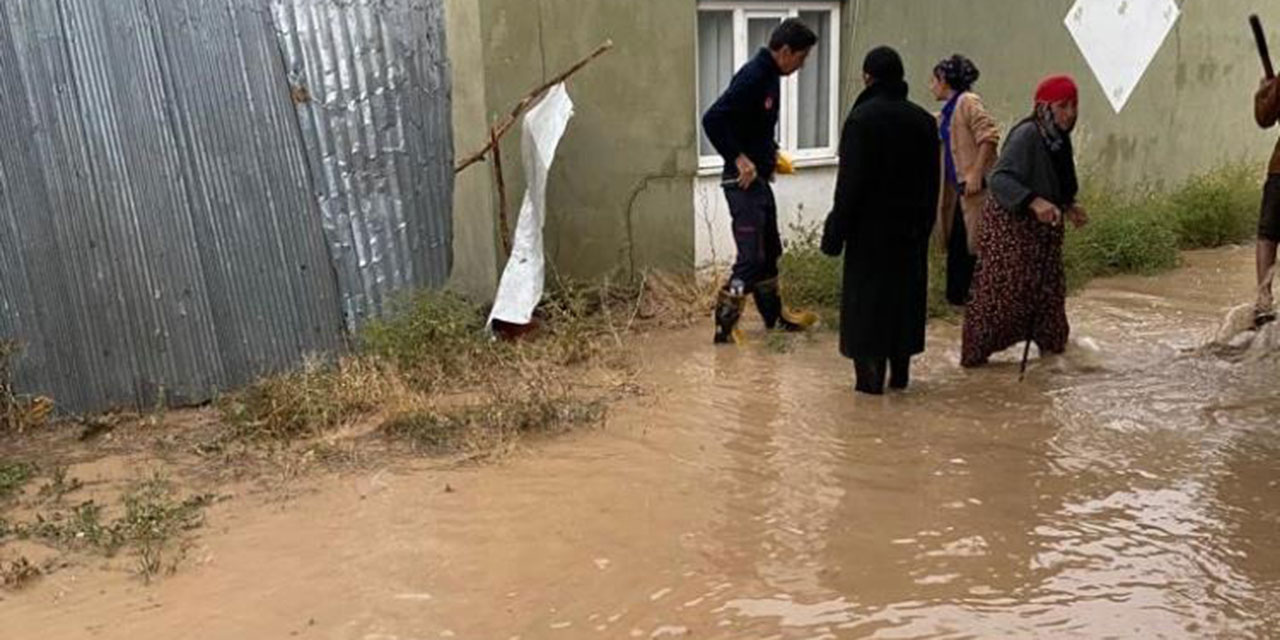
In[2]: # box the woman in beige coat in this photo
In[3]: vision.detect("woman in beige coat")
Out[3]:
[930,55,1000,305]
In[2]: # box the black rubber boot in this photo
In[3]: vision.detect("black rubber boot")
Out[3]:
[714,285,745,344]
[889,356,911,390]
[754,278,815,331]
[753,279,783,329]
[853,358,886,395]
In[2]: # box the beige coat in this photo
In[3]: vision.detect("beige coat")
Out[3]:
[935,92,1000,254]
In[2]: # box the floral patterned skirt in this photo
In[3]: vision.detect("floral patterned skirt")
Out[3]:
[961,197,1069,367]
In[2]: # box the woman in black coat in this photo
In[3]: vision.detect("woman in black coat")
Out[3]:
[822,47,941,395]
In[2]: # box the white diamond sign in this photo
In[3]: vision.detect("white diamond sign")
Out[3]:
[1065,0,1180,113]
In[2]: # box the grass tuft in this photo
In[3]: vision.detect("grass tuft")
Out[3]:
[379,377,607,455]
[13,474,213,581]
[218,356,389,442]
[0,460,36,502]
[1,556,40,590]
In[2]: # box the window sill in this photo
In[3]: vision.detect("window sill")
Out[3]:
[696,155,838,177]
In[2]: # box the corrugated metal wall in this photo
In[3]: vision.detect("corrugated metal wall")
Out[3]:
[0,0,453,413]
[274,0,455,326]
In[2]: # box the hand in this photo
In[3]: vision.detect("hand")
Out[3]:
[1030,197,1061,226]
[735,155,757,190]
[1066,204,1089,228]
[963,177,982,197]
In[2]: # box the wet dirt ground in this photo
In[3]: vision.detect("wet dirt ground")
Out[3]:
[3,246,1278,639]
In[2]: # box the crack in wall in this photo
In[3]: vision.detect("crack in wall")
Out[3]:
[623,169,696,278]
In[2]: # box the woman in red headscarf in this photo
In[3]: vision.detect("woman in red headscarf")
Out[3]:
[960,75,1089,368]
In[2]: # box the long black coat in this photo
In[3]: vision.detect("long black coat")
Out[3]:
[821,80,941,360]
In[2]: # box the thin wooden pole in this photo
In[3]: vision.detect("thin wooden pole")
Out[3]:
[490,126,511,255]
[454,40,614,174]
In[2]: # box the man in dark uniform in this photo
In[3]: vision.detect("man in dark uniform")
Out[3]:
[702,18,818,344]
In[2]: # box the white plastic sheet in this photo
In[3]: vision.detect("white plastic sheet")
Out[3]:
[488,83,575,327]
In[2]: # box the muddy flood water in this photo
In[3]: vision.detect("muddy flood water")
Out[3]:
[4,246,1279,639]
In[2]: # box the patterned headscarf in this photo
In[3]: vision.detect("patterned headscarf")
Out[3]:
[1032,74,1079,153]
[933,54,980,92]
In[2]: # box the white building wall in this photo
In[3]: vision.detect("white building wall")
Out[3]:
[693,164,838,269]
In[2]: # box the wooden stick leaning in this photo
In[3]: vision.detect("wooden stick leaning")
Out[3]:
[454,40,614,175]
[489,126,511,255]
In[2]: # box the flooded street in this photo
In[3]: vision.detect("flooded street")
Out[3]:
[5,246,1279,639]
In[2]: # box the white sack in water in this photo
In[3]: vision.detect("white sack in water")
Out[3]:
[1206,303,1280,359]
[488,83,575,327]
[1202,265,1279,358]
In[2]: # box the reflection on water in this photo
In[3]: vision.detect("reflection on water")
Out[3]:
[625,247,1279,638]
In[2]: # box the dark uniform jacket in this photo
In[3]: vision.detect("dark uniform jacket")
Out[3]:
[702,48,781,181]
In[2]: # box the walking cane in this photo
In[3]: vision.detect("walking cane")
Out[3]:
[1019,218,1055,382]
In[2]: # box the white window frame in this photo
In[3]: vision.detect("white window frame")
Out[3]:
[696,1,841,172]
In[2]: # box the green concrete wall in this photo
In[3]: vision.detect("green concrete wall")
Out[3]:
[450,1,1280,283]
[477,0,699,279]
[444,0,500,300]
[844,0,1280,189]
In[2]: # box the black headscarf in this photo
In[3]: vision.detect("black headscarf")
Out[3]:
[863,46,904,83]
[860,46,909,103]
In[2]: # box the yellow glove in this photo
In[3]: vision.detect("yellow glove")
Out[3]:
[776,151,795,175]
